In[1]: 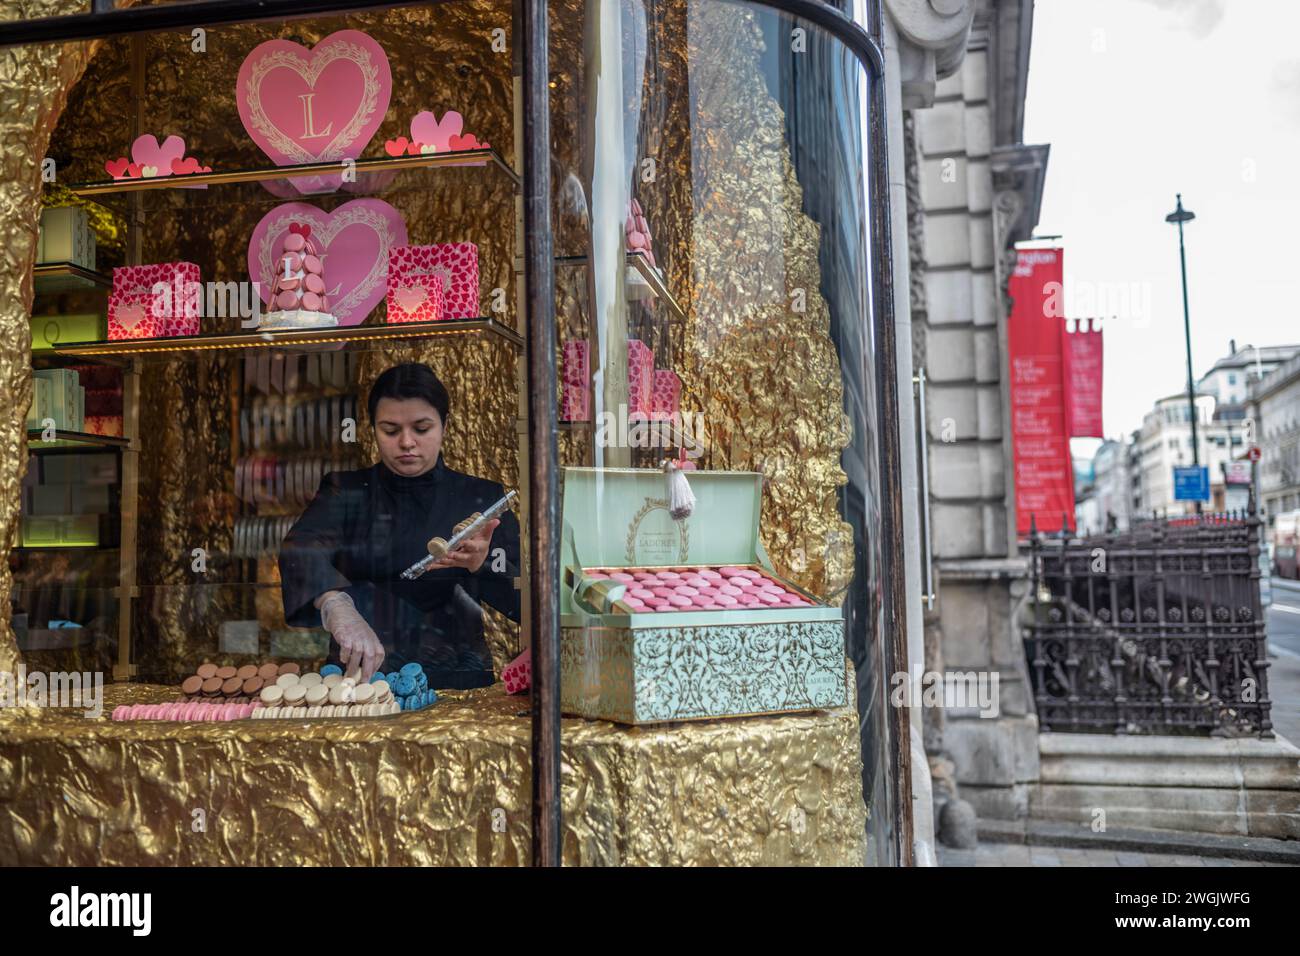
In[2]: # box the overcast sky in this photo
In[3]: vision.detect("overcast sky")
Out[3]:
[1023,0,1300,441]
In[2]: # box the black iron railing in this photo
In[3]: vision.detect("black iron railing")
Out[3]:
[1025,512,1273,737]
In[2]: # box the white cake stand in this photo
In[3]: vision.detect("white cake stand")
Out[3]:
[257,310,339,331]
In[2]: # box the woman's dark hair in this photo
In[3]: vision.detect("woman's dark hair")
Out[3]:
[367,363,451,424]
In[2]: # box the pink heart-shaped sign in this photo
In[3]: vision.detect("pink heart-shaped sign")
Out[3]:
[248,199,408,326]
[410,110,462,151]
[237,30,392,195]
[117,303,146,331]
[393,285,428,314]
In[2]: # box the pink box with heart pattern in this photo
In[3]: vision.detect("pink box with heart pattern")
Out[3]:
[385,273,446,324]
[387,243,479,320]
[627,339,654,419]
[651,369,681,421]
[561,339,589,422]
[108,261,201,340]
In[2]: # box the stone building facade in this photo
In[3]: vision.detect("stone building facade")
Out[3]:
[904,0,1047,825]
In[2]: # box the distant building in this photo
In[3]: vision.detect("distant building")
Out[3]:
[1198,341,1300,409]
[1133,394,1247,515]
[1248,350,1300,522]
[1090,438,1131,531]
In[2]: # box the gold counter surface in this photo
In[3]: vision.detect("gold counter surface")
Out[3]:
[0,679,867,866]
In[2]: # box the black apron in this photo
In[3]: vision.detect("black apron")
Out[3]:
[278,457,520,689]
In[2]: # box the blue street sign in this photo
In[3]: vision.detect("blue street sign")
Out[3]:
[1173,466,1210,502]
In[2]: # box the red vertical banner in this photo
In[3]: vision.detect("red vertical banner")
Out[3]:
[1063,318,1104,438]
[1009,247,1075,535]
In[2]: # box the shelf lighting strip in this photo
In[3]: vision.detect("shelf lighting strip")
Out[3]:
[69,149,520,196]
[51,319,525,357]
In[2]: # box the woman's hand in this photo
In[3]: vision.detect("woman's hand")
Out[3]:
[317,591,386,682]
[431,518,500,574]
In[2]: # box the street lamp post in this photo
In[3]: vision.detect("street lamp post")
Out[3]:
[1166,193,1200,512]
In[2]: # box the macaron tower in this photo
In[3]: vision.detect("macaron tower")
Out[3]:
[260,221,338,330]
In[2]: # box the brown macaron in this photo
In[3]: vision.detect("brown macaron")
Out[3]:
[258,663,279,681]
[197,663,218,680]
[277,662,301,676]
[242,675,264,696]
[236,664,258,681]
[216,665,238,680]
[221,676,243,696]
[201,676,223,695]
[181,675,204,695]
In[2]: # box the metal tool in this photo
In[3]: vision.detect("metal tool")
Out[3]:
[400,489,518,580]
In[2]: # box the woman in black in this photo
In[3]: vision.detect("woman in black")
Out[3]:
[279,363,519,688]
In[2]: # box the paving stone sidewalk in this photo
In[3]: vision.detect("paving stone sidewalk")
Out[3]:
[938,842,1291,867]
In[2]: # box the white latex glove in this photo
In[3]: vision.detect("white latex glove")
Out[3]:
[318,591,386,682]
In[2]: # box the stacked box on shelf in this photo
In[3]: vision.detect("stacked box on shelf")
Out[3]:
[37,206,95,269]
[29,368,83,431]
[559,467,848,724]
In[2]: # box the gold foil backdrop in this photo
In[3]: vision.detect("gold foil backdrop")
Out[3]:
[0,681,864,865]
[547,0,854,601]
[0,0,115,679]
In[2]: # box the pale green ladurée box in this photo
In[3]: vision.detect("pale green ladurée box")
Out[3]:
[560,467,848,724]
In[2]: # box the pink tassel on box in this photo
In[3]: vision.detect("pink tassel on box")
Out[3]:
[662,448,696,521]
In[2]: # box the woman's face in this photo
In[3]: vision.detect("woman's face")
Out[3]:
[374,397,444,477]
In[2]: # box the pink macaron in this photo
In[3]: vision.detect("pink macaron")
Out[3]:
[673,585,699,597]
[719,584,744,597]
[698,570,723,581]
[668,594,692,608]
[584,572,610,580]
[714,593,739,607]
[728,576,754,589]
[610,572,635,583]
[621,597,646,610]
[650,586,675,598]
[629,588,655,600]
[655,571,682,581]
[757,591,781,605]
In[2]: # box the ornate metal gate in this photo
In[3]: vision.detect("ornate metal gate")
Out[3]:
[1025,513,1273,737]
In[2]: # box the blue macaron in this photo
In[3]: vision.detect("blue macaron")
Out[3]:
[320,664,343,677]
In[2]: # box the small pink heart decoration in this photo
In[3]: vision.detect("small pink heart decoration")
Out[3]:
[237,30,392,196]
[393,285,428,314]
[248,199,408,326]
[409,110,461,151]
[447,132,488,152]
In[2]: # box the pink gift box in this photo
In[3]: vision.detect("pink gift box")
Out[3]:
[627,339,654,419]
[108,262,201,339]
[651,369,681,421]
[561,340,589,422]
[385,273,446,324]
[502,648,530,695]
[388,243,479,319]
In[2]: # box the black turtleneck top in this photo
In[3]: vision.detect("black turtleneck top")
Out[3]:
[278,456,520,689]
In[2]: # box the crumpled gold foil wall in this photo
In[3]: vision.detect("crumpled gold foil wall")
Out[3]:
[546,0,853,601]
[0,681,864,865]
[0,0,116,680]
